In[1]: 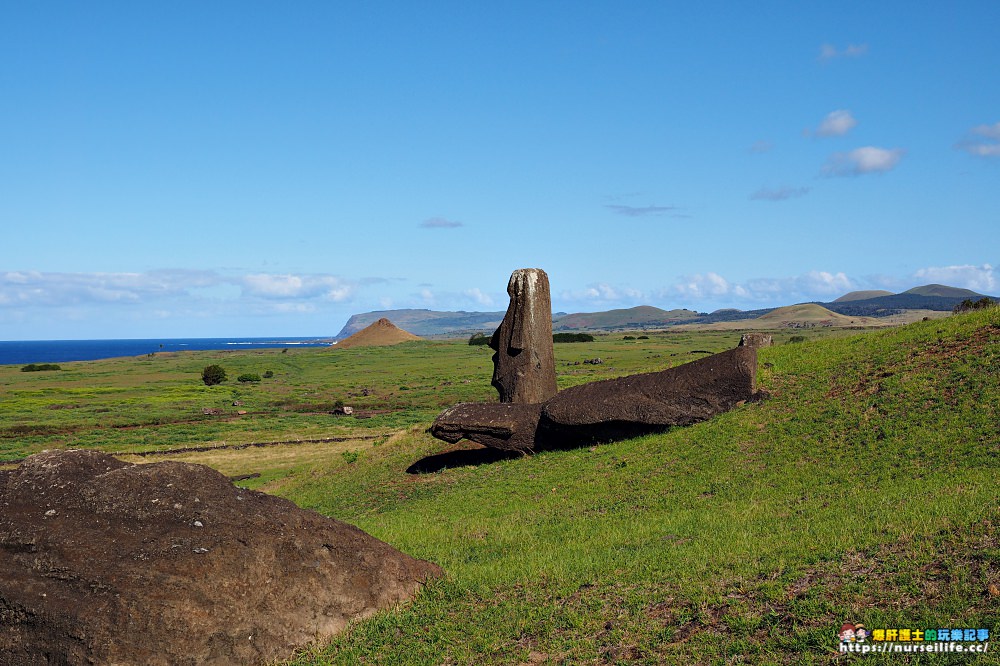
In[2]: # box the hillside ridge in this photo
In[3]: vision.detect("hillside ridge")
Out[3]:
[335,283,995,337]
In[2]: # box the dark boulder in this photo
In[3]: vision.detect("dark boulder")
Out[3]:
[0,450,441,665]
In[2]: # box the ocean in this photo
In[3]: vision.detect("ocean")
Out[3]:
[0,337,333,366]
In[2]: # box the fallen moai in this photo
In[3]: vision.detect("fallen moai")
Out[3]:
[430,268,763,453]
[0,449,441,665]
[432,346,760,452]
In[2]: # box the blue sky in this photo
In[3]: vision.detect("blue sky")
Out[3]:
[2,1,998,340]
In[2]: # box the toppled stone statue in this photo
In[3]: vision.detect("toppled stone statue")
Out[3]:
[432,347,760,452]
[489,268,558,404]
[430,268,763,453]
[0,450,441,665]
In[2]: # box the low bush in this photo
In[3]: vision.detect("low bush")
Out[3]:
[553,333,595,343]
[201,365,227,386]
[468,333,491,346]
[237,373,262,383]
[953,297,996,314]
[21,363,61,372]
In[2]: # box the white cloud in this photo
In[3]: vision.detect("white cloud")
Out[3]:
[913,264,996,294]
[956,122,1000,158]
[420,217,463,228]
[749,140,773,154]
[815,110,857,137]
[750,186,810,201]
[819,43,869,61]
[674,272,732,299]
[822,146,904,176]
[559,283,643,303]
[240,273,354,301]
[0,269,361,309]
[0,269,221,307]
[670,270,856,304]
[463,288,495,307]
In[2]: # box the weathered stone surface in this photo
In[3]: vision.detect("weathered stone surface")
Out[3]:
[489,268,558,404]
[430,348,760,453]
[738,332,773,348]
[430,402,543,452]
[539,347,758,445]
[0,450,441,666]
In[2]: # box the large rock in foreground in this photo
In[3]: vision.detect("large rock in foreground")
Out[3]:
[0,450,441,665]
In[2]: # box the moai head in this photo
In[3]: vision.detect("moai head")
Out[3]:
[489,268,558,404]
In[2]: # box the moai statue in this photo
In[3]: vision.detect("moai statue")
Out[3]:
[738,333,773,349]
[489,268,558,404]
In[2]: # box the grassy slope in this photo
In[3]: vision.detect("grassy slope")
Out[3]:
[276,309,999,665]
[2,315,997,663]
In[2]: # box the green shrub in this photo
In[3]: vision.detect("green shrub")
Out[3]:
[263,370,274,379]
[623,335,636,340]
[788,335,806,344]
[637,335,649,340]
[21,363,61,372]
[953,297,996,314]
[553,333,595,343]
[237,373,262,383]
[468,332,491,346]
[201,365,227,386]
[342,450,359,464]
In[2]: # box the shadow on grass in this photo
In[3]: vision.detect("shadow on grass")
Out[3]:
[406,445,521,474]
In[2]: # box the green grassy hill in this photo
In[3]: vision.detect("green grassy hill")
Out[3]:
[833,290,894,302]
[272,308,999,664]
[755,303,861,325]
[904,284,985,299]
[3,312,997,663]
[552,305,701,331]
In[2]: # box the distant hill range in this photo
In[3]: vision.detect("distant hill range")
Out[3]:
[334,284,995,338]
[552,306,702,330]
[820,284,992,318]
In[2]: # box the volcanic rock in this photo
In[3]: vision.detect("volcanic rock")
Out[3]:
[489,268,558,404]
[430,347,760,453]
[335,317,421,349]
[430,402,543,452]
[538,347,758,445]
[0,450,441,665]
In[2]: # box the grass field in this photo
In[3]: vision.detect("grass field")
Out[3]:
[2,315,997,664]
